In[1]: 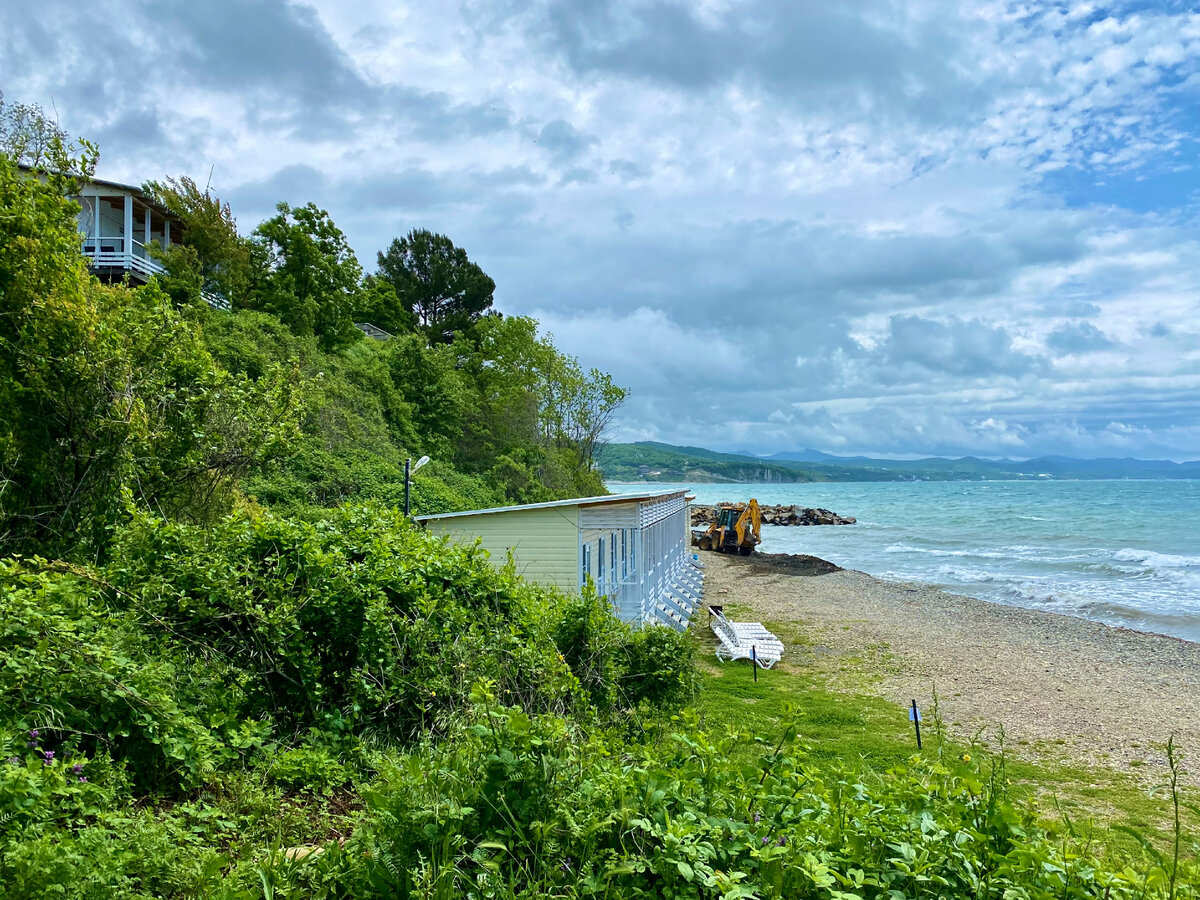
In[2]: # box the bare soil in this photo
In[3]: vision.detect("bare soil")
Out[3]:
[703,551,1200,784]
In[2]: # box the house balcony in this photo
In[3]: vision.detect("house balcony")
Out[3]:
[76,186,230,310]
[81,236,167,280]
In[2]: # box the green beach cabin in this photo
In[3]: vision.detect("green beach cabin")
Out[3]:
[417,489,703,629]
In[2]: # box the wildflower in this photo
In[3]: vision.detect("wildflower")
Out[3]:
[78,776,88,783]
[761,836,770,845]
[28,729,39,741]
[961,753,971,763]
[71,763,84,775]
[5,756,19,766]
[42,750,55,766]
[777,835,787,847]
[752,811,761,823]
[560,857,574,874]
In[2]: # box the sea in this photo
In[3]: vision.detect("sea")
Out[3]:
[607,480,1200,644]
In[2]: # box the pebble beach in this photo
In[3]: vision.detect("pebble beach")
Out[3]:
[704,551,1200,784]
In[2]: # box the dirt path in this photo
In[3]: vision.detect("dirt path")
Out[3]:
[703,552,1200,784]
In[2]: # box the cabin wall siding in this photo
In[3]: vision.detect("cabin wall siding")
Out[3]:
[425,506,580,593]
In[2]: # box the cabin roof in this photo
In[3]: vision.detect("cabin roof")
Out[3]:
[18,164,178,219]
[416,488,688,522]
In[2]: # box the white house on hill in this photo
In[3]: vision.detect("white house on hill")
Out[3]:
[20,165,230,311]
[418,489,704,629]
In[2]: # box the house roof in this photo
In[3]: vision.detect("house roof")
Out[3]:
[18,164,177,219]
[416,488,688,522]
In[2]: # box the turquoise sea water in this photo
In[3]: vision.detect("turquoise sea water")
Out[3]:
[608,480,1200,643]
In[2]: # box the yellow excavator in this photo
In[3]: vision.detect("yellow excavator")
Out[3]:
[696,499,761,555]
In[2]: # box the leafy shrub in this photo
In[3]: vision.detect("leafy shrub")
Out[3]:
[0,559,222,790]
[104,504,580,741]
[621,625,698,710]
[268,745,348,795]
[554,583,698,717]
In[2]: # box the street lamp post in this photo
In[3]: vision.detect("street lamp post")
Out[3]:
[404,455,431,517]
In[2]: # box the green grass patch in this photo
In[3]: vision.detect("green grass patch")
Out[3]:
[693,617,1196,863]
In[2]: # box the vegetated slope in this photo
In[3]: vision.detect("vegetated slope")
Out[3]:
[5,506,1196,898]
[0,97,621,561]
[600,441,1200,483]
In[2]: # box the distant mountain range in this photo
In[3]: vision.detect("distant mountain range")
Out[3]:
[597,441,1200,483]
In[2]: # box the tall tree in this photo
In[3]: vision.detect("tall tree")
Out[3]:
[0,130,302,557]
[0,90,96,179]
[142,176,253,307]
[376,229,495,343]
[249,202,362,351]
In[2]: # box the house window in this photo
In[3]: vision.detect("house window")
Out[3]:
[598,537,605,588]
[621,529,628,579]
[610,534,617,585]
[582,543,591,582]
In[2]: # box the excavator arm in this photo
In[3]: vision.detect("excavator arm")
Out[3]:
[735,499,761,548]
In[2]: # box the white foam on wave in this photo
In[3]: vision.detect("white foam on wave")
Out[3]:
[883,543,1047,561]
[934,564,996,583]
[1112,548,1200,569]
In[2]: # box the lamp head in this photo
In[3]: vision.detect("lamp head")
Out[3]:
[413,455,431,473]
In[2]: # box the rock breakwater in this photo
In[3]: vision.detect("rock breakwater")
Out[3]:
[690,503,856,527]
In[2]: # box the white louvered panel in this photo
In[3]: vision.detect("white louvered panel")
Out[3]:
[638,493,686,527]
[579,502,639,529]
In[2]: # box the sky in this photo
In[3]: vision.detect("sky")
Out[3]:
[4,0,1200,460]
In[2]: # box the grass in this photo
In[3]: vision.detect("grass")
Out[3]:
[691,609,1195,861]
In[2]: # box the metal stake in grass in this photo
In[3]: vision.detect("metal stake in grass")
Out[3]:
[910,699,922,750]
[751,645,758,682]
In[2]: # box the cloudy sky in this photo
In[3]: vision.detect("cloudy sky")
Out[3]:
[5,0,1200,459]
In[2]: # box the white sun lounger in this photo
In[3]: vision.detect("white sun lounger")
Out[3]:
[709,608,783,669]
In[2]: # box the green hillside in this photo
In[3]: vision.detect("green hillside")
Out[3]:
[599,441,1200,483]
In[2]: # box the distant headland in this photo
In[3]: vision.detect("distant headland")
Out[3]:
[599,440,1200,484]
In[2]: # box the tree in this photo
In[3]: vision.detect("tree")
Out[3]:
[0,115,304,557]
[351,273,415,336]
[376,229,495,343]
[142,175,253,307]
[0,90,96,180]
[249,202,363,351]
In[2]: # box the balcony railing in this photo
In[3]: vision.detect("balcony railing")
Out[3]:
[80,238,230,311]
[82,239,166,278]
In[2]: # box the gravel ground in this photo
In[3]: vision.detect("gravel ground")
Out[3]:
[703,552,1200,784]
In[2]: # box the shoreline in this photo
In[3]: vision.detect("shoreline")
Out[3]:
[704,551,1200,785]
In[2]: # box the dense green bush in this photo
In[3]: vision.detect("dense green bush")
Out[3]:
[104,506,582,741]
[555,585,698,716]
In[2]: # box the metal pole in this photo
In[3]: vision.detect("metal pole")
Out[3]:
[404,457,411,517]
[752,645,758,682]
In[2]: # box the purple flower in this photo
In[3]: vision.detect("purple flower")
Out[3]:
[560,858,574,874]
[28,729,39,741]
[5,756,19,766]
[77,776,87,783]
[761,836,769,845]
[752,812,761,823]
[42,750,54,766]
[71,763,84,775]
[777,836,787,847]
